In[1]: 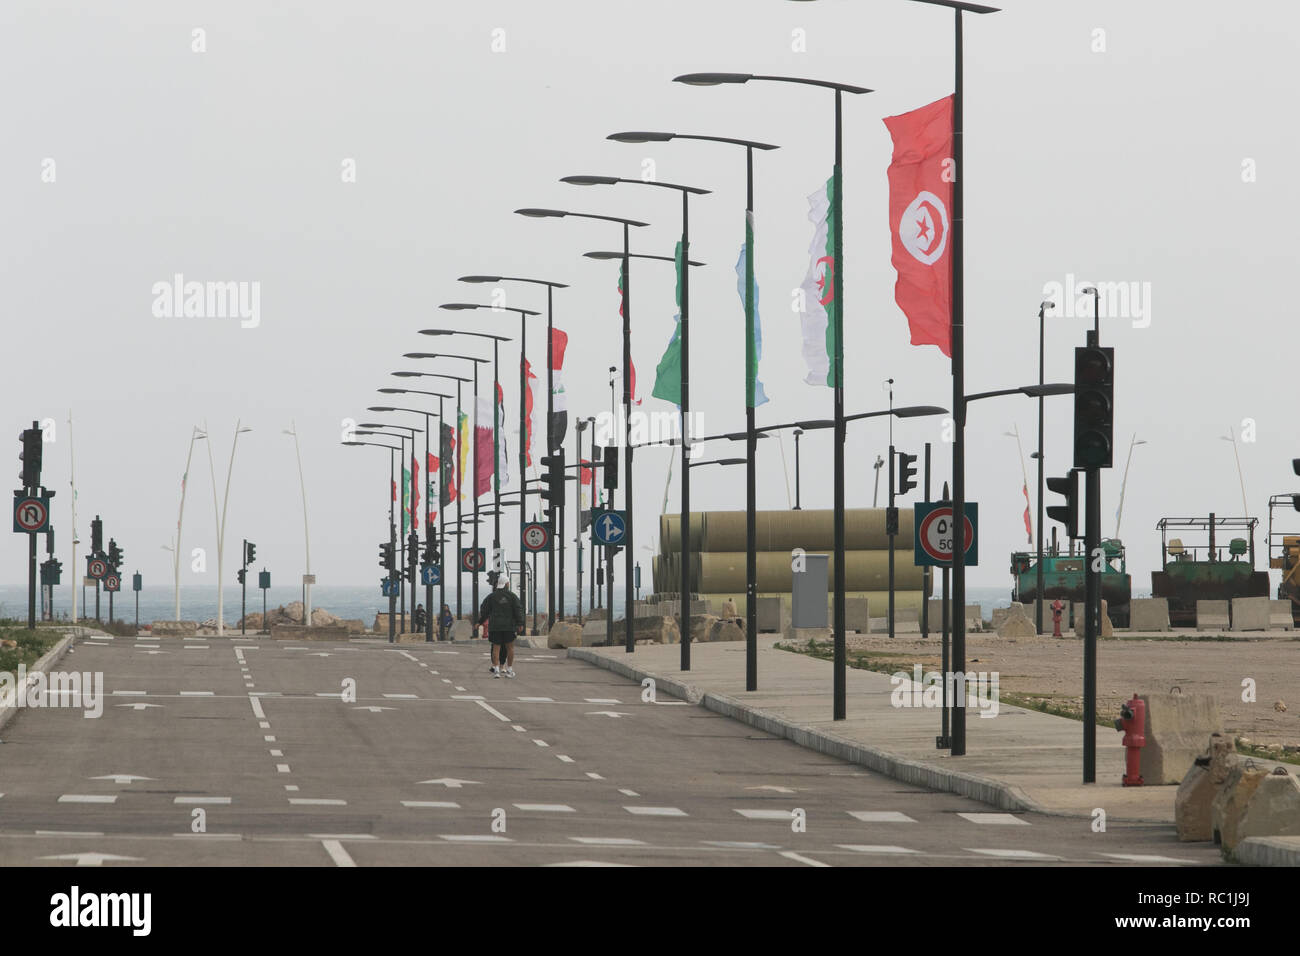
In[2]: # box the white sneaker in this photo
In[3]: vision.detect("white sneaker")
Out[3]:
[492,666,501,678]
[504,667,515,678]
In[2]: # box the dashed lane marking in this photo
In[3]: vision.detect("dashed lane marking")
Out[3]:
[779,850,830,868]
[384,694,418,699]
[618,789,638,797]
[533,739,549,748]
[476,700,511,721]
[585,698,620,704]
[557,755,574,763]
[585,772,604,780]
[277,764,291,774]
[249,696,266,720]
[847,811,916,824]
[735,809,795,820]
[174,797,231,805]
[513,804,576,813]
[289,798,347,806]
[179,691,214,696]
[570,837,645,846]
[966,848,1057,859]
[624,806,685,817]
[58,795,117,804]
[321,840,356,867]
[401,801,460,809]
[957,813,1029,826]
[452,694,484,700]
[439,835,511,843]
[519,696,554,702]
[838,845,920,855]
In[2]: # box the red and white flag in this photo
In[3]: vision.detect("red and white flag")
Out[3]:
[885,95,954,357]
[1021,482,1033,544]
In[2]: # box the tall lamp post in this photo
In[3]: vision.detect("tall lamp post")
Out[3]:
[344,438,403,641]
[283,422,312,629]
[608,131,776,689]
[172,425,207,621]
[204,420,251,636]
[359,421,419,629]
[516,207,650,652]
[674,72,865,708]
[461,275,569,628]
[1115,435,1147,539]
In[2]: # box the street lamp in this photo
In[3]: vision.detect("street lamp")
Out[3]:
[1222,429,1249,517]
[344,437,403,642]
[172,426,206,621]
[204,421,251,636]
[362,417,419,629]
[516,205,650,653]
[283,422,312,629]
[461,274,569,628]
[1115,435,1147,539]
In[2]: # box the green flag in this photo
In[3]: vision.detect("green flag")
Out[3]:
[651,241,684,407]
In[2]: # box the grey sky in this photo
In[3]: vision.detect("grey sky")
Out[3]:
[4,0,1297,596]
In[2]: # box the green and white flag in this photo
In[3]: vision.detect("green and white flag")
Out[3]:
[652,241,685,407]
[797,173,839,387]
[736,211,769,407]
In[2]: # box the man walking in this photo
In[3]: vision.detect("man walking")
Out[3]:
[479,570,524,678]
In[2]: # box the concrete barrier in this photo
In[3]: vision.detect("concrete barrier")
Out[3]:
[1213,760,1270,850]
[395,631,429,645]
[1196,600,1230,631]
[1073,600,1113,638]
[1270,600,1295,632]
[149,620,198,637]
[449,620,473,641]
[925,602,982,632]
[547,621,583,649]
[1139,692,1222,785]
[1231,596,1271,632]
[1129,598,1171,632]
[1236,768,1300,850]
[581,620,609,644]
[756,597,785,633]
[990,607,1010,630]
[996,603,1038,638]
[845,597,869,633]
[1175,733,1235,841]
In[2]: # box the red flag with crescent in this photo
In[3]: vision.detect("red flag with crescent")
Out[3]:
[885,95,954,358]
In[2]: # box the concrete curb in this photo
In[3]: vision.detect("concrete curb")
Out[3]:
[0,627,92,736]
[567,647,1044,815]
[1233,836,1300,867]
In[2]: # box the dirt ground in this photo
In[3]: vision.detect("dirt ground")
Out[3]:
[839,629,1300,754]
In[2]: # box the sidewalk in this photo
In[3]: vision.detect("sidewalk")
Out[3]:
[569,635,1291,826]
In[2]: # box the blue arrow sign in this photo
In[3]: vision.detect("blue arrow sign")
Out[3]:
[592,509,627,547]
[421,564,441,586]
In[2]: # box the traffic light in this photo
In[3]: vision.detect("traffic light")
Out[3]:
[1046,470,1080,540]
[107,538,123,571]
[237,568,246,585]
[19,424,42,489]
[602,446,619,490]
[1073,345,1115,469]
[897,451,918,497]
[91,516,103,555]
[423,543,440,566]
[407,532,419,583]
[244,541,256,566]
[41,558,62,586]
[540,451,565,524]
[379,542,394,570]
[1293,459,1299,511]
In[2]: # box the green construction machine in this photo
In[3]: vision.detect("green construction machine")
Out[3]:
[1150,514,1269,627]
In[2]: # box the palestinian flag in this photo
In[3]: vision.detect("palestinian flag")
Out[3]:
[551,327,569,446]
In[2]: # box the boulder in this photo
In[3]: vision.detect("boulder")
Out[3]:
[310,608,342,627]
[1175,733,1235,841]
[1073,600,1113,638]
[1140,692,1222,785]
[690,614,719,644]
[707,620,744,643]
[340,619,367,635]
[1236,768,1300,847]
[149,620,198,637]
[996,602,1039,638]
[1212,759,1269,850]
[547,621,583,649]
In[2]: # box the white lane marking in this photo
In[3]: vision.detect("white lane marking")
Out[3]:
[277,764,291,774]
[289,798,347,806]
[258,721,271,730]
[543,860,636,867]
[454,687,468,693]
[557,755,575,763]
[838,844,920,854]
[418,778,481,788]
[38,852,142,866]
[748,785,797,794]
[703,841,780,849]
[653,701,689,706]
[848,811,916,824]
[735,809,795,820]
[285,785,299,792]
[570,837,646,846]
[439,835,511,842]
[1098,853,1201,864]
[183,645,210,650]
[58,795,117,804]
[249,691,281,696]
[284,646,310,651]
[116,703,163,710]
[780,850,830,868]
[249,696,266,720]
[418,663,428,668]
[234,647,246,661]
[957,813,1029,826]
[310,833,374,840]
[432,650,459,655]
[179,691,214,696]
[264,735,276,742]
[618,789,639,797]
[315,693,344,698]
[585,698,620,704]
[174,797,231,805]
[511,725,527,732]
[476,700,510,721]
[441,679,452,684]
[401,801,460,809]
[36,830,105,837]
[533,739,549,748]
[585,772,605,780]
[624,806,685,816]
[452,694,484,700]
[584,711,631,718]
[244,683,256,688]
[398,651,419,662]
[269,749,283,757]
[513,803,576,813]
[321,840,356,867]
[518,696,554,702]
[134,644,160,649]
[384,694,418,699]
[112,691,146,696]
[966,848,1057,859]
[88,774,153,785]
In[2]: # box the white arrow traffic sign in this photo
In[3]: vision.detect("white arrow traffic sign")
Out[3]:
[593,510,626,546]
[417,777,481,789]
[89,775,155,785]
[584,711,632,718]
[38,852,144,867]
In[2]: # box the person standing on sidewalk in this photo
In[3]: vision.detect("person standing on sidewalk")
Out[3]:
[479,571,524,678]
[437,603,453,642]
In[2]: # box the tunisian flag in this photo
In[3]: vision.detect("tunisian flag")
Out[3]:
[885,95,954,357]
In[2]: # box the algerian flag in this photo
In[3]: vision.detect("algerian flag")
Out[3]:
[651,241,684,407]
[736,211,769,407]
[797,173,839,387]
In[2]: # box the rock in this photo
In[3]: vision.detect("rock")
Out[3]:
[690,614,719,644]
[996,603,1038,638]
[1211,759,1269,850]
[1175,733,1235,842]
[707,620,744,643]
[1275,700,1288,713]
[150,621,198,637]
[547,622,583,649]
[340,619,367,635]
[310,608,341,627]
[1236,768,1300,848]
[200,618,218,629]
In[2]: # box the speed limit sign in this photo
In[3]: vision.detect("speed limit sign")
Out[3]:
[521,521,551,552]
[913,502,979,567]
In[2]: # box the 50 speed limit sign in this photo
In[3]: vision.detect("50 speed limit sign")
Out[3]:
[913,502,979,567]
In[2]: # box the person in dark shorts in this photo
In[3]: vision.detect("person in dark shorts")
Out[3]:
[479,571,524,678]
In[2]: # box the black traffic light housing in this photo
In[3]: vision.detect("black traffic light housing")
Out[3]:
[407,532,419,583]
[237,568,247,585]
[19,424,42,490]
[423,543,440,566]
[897,451,918,497]
[91,516,103,555]
[540,451,566,524]
[602,446,618,491]
[1046,469,1080,540]
[1073,345,1114,469]
[107,538,123,571]
[379,541,395,570]
[244,541,257,566]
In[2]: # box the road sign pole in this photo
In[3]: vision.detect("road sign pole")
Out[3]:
[938,481,951,749]
[28,529,36,630]
[108,585,114,625]
[922,442,931,639]
[889,444,896,640]
[1084,463,1101,783]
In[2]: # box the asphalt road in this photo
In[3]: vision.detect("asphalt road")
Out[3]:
[0,633,1225,867]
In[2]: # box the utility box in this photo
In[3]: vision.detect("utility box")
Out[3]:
[792,553,829,628]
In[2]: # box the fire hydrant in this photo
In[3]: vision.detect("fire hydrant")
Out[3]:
[1051,599,1064,637]
[1114,694,1145,786]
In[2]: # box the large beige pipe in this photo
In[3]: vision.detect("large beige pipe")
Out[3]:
[661,508,914,554]
[693,550,924,593]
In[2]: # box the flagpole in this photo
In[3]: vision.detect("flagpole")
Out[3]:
[519,310,527,626]
[456,381,464,623]
[950,4,968,755]
[744,147,758,691]
[547,285,556,627]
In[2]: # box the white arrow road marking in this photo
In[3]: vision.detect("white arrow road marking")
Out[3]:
[747,785,797,794]
[115,703,162,711]
[585,711,631,718]
[352,706,396,713]
[320,840,356,867]
[89,775,154,785]
[779,850,829,868]
[38,852,142,867]
[418,778,481,789]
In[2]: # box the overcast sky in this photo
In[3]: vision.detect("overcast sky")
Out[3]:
[4,0,1297,597]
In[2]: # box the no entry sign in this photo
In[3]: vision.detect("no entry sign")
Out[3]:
[913,502,979,567]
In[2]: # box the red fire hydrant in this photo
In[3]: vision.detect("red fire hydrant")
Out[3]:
[1114,694,1146,786]
[1051,599,1064,637]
